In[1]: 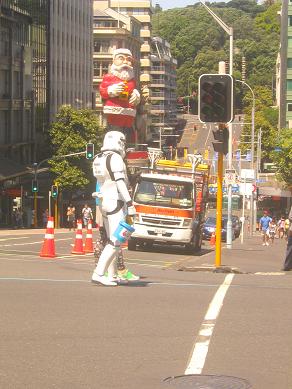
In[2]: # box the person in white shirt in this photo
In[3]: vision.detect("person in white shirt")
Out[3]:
[82,204,93,227]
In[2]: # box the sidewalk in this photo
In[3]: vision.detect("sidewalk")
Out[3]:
[176,234,289,274]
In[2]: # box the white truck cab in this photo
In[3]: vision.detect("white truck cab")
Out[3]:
[127,157,209,253]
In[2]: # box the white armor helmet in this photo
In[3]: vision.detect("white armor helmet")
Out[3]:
[101,131,126,157]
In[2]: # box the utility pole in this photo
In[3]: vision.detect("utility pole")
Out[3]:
[236,79,256,234]
[200,1,234,249]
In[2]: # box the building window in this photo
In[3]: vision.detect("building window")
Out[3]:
[287,80,292,91]
[287,103,292,111]
[289,16,292,26]
[288,37,292,48]
[288,58,292,68]
[93,39,110,53]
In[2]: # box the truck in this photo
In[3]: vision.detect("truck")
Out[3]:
[126,151,210,253]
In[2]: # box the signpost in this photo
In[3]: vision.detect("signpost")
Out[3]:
[225,169,236,186]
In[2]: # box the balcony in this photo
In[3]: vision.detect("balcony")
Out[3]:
[151,66,165,74]
[140,58,151,67]
[141,43,151,53]
[140,73,151,83]
[151,92,165,98]
[141,29,151,38]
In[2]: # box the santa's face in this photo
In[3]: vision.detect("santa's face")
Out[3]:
[111,54,134,81]
[114,54,133,67]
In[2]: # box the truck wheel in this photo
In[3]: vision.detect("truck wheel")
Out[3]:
[128,239,137,251]
[186,233,202,254]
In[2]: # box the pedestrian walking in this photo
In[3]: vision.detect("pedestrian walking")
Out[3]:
[277,216,285,239]
[82,204,93,228]
[268,217,277,244]
[284,215,290,241]
[259,210,272,246]
[42,209,49,228]
[66,204,76,231]
[282,206,292,271]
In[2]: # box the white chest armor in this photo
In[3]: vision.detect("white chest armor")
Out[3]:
[93,152,127,201]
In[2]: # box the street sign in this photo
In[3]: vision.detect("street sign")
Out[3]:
[225,169,236,185]
[240,168,255,180]
[27,196,44,199]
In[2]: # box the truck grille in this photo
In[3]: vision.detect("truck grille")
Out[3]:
[141,216,181,226]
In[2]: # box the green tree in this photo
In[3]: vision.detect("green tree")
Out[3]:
[48,106,104,190]
[272,128,292,187]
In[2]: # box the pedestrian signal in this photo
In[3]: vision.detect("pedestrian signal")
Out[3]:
[212,126,229,155]
[198,74,234,123]
[32,179,38,193]
[51,185,58,198]
[86,143,94,160]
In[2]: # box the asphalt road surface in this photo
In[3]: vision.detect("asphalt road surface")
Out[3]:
[0,229,291,389]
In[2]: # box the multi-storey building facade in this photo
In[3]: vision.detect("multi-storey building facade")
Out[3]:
[0,0,34,167]
[150,36,177,145]
[92,7,141,125]
[49,0,93,122]
[94,0,153,141]
[278,0,292,129]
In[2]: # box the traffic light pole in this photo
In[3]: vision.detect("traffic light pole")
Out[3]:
[200,1,234,249]
[215,151,223,267]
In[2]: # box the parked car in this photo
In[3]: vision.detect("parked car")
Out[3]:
[223,214,241,238]
[202,216,235,242]
[232,215,241,238]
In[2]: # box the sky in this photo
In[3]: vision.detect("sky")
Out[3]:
[155,0,228,10]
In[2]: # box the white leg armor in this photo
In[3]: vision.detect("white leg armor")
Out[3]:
[92,201,125,285]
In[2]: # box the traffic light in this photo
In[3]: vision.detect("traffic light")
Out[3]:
[212,126,229,155]
[198,74,234,123]
[86,143,94,160]
[32,179,38,193]
[51,185,58,198]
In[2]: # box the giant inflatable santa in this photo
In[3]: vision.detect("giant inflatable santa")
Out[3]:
[99,48,140,134]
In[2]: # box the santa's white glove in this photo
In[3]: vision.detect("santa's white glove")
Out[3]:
[127,205,136,217]
[108,82,125,97]
[129,89,140,105]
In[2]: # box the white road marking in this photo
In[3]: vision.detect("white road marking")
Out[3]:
[0,237,72,247]
[0,237,30,242]
[184,273,234,375]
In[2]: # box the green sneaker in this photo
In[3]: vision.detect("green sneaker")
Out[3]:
[118,269,140,281]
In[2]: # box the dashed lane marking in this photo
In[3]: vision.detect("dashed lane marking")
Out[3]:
[0,237,30,242]
[0,237,72,247]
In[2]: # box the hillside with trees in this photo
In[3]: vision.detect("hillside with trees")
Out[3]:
[153,0,283,171]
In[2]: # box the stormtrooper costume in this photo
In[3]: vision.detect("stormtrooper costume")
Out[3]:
[91,131,135,286]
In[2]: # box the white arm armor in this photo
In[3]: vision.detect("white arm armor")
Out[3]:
[110,153,132,205]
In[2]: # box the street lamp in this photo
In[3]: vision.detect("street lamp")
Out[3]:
[200,1,234,248]
[236,79,256,234]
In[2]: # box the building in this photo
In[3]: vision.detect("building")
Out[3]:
[0,0,93,226]
[94,0,153,141]
[0,0,34,169]
[92,7,141,125]
[150,36,178,146]
[278,0,292,129]
[49,0,93,122]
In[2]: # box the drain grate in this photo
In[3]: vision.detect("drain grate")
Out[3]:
[163,374,252,388]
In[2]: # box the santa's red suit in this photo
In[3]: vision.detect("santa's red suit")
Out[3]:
[100,74,137,128]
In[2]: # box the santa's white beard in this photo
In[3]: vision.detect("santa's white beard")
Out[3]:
[110,64,134,81]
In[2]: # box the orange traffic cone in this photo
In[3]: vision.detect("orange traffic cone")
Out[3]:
[210,232,216,246]
[84,219,94,253]
[71,219,85,255]
[40,216,56,258]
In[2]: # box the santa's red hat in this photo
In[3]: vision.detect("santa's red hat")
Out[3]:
[113,48,133,58]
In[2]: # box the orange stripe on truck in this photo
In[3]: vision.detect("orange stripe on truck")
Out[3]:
[135,204,193,218]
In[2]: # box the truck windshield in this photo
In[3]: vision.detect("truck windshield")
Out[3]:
[134,179,193,209]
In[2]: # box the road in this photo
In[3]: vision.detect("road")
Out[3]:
[0,228,291,389]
